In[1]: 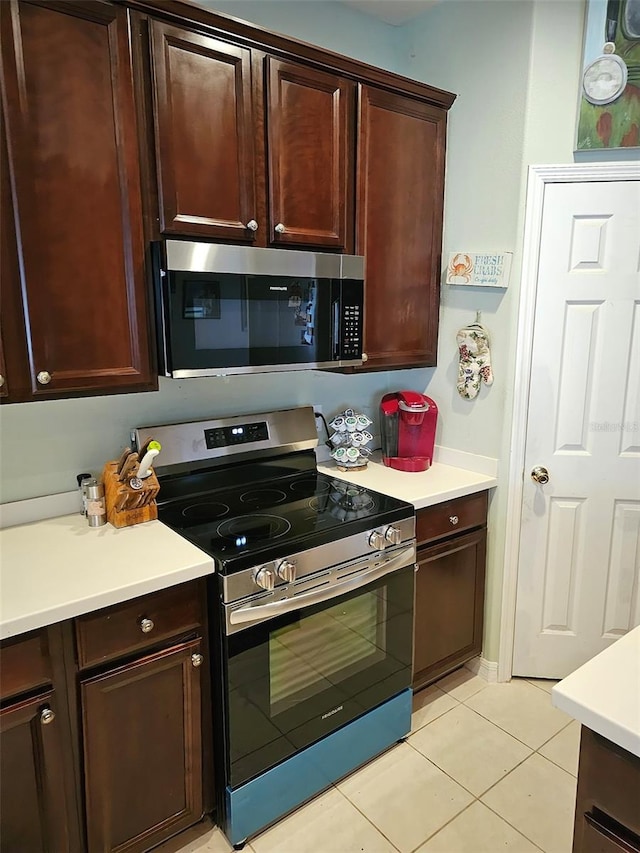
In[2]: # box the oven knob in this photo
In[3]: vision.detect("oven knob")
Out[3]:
[384,526,402,546]
[368,530,386,551]
[254,567,275,591]
[277,560,297,583]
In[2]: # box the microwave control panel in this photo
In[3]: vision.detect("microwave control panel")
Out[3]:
[205,421,269,449]
[340,304,362,359]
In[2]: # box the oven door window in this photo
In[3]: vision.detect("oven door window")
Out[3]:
[225,564,414,787]
[166,272,334,371]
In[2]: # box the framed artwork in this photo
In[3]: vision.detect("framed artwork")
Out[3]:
[576,0,640,150]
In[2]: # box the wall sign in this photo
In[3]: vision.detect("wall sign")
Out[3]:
[445,252,512,288]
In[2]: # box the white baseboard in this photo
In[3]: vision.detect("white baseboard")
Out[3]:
[465,656,499,683]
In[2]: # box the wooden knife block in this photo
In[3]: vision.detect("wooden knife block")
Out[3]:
[102,462,159,528]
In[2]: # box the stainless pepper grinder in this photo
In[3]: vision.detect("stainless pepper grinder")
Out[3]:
[86,480,106,527]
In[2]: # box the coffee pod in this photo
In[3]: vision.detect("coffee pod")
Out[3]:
[332,447,347,461]
[351,432,364,446]
[345,416,358,432]
[330,415,346,432]
[356,414,372,429]
[344,408,355,417]
[361,430,373,443]
[346,446,359,462]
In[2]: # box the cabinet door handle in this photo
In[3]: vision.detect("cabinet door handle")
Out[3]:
[449,515,459,525]
[274,223,285,234]
[37,370,52,385]
[0,374,5,388]
[245,219,258,231]
[40,707,55,725]
[191,653,204,668]
[139,617,154,634]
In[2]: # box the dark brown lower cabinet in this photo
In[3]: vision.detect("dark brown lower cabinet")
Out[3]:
[573,727,640,853]
[413,492,488,691]
[81,639,204,853]
[0,691,70,853]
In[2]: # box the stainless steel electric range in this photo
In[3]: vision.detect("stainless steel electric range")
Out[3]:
[133,407,416,848]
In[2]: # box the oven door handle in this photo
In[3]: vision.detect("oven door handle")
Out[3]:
[228,545,415,628]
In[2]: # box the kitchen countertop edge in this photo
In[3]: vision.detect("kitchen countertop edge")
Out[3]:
[318,458,497,509]
[0,516,214,642]
[551,626,640,758]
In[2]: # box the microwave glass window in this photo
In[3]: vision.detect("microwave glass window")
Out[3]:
[269,591,386,717]
[183,279,221,319]
[168,271,333,369]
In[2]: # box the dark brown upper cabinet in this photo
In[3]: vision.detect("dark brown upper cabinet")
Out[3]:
[356,85,447,370]
[266,58,354,250]
[149,21,258,241]
[0,0,155,401]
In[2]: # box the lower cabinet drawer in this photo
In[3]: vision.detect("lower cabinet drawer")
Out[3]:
[0,630,51,702]
[75,580,203,670]
[416,491,488,546]
[575,727,640,842]
[581,812,640,853]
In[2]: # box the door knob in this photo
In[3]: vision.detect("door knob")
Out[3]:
[531,466,549,484]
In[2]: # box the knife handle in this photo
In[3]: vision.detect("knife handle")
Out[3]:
[115,447,132,477]
[119,453,139,482]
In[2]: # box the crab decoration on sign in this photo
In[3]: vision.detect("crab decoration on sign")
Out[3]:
[447,253,474,283]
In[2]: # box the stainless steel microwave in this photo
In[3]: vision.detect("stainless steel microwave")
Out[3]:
[153,241,364,378]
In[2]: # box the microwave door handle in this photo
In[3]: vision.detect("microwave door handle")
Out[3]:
[332,299,340,359]
[228,544,415,629]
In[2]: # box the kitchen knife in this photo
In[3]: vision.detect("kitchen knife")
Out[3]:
[115,446,132,476]
[137,436,155,460]
[115,491,129,513]
[119,452,139,482]
[136,441,161,480]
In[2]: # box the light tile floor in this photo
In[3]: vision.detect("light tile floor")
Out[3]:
[165,673,579,853]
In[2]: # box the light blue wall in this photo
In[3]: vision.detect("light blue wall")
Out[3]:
[200,1,405,73]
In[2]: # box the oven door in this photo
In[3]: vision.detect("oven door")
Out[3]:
[222,557,414,788]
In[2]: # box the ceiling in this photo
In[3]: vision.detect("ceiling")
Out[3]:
[341,1,438,26]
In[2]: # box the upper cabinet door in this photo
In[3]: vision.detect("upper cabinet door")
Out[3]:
[0,0,154,398]
[150,22,257,241]
[266,58,354,250]
[356,86,447,370]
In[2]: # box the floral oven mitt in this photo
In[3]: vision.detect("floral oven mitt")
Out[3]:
[456,324,493,400]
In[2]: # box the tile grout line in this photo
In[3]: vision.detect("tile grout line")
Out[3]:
[330,776,404,853]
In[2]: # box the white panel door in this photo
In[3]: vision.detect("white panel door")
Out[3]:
[513,180,640,678]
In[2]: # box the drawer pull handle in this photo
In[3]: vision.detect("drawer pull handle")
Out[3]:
[449,515,459,525]
[191,653,204,668]
[139,617,154,634]
[40,707,55,725]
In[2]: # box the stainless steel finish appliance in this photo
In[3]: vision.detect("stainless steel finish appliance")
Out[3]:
[137,406,415,848]
[153,241,364,378]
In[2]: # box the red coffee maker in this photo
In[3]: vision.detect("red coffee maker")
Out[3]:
[380,390,438,472]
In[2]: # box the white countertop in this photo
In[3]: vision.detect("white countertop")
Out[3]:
[552,627,640,757]
[0,514,213,641]
[318,456,497,509]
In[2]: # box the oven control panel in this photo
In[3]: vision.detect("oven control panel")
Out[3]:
[205,420,269,449]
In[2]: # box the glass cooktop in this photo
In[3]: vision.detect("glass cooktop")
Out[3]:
[157,470,413,573]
